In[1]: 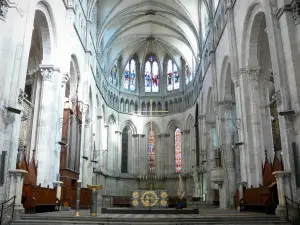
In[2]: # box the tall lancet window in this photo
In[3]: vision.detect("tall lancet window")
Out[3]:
[148,130,156,173]
[145,55,159,92]
[201,1,209,40]
[185,64,192,85]
[110,64,117,86]
[123,59,136,91]
[175,128,182,173]
[121,128,129,173]
[167,60,179,91]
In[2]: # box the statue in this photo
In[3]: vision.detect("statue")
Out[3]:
[177,174,185,199]
[192,166,201,198]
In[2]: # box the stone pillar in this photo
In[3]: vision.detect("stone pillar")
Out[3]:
[104,124,109,170]
[8,170,27,217]
[180,131,185,174]
[222,101,236,208]
[237,181,247,210]
[139,134,145,174]
[206,121,216,203]
[115,130,122,173]
[273,171,291,218]
[53,181,63,201]
[232,73,247,184]
[163,133,170,175]
[241,68,263,187]
[82,118,91,188]
[35,65,57,187]
[132,134,138,176]
[157,134,163,177]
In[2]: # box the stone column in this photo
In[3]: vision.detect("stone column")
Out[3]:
[272,171,291,218]
[222,102,236,208]
[132,134,138,176]
[104,124,109,170]
[157,134,163,177]
[115,130,122,173]
[241,69,263,187]
[8,170,27,217]
[139,134,146,174]
[53,181,64,201]
[232,73,247,184]
[163,133,170,175]
[35,65,56,187]
[206,121,216,203]
[82,118,91,188]
[185,130,191,173]
[236,181,247,211]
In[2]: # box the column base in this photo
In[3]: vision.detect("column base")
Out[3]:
[13,206,25,220]
[275,205,286,220]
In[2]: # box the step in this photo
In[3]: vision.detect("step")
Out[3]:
[11,214,291,225]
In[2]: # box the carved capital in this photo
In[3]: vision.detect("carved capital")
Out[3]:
[115,130,122,135]
[82,104,89,113]
[206,120,216,128]
[220,101,234,112]
[139,134,145,138]
[132,134,139,138]
[232,72,240,87]
[40,65,54,82]
[163,133,170,137]
[17,89,25,105]
[85,118,91,126]
[184,129,191,134]
[61,73,70,87]
[0,0,23,21]
[240,68,260,83]
[292,0,300,25]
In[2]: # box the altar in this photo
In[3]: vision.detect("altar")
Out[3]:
[131,190,169,208]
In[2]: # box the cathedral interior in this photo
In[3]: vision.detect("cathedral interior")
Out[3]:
[0,0,300,221]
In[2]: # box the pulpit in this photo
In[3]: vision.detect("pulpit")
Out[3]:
[131,190,169,208]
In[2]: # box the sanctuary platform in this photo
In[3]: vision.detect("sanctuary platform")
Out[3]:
[101,207,199,214]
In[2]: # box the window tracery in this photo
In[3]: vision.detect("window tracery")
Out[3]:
[167,59,179,91]
[145,55,159,92]
[124,59,136,91]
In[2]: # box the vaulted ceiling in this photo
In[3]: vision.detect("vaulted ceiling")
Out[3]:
[89,0,209,74]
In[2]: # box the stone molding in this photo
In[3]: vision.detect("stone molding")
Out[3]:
[132,134,139,138]
[115,130,122,135]
[276,4,292,20]
[17,88,25,105]
[0,0,23,21]
[104,124,109,128]
[232,72,240,87]
[206,120,216,128]
[163,133,170,137]
[61,72,70,87]
[97,115,102,120]
[239,68,260,83]
[40,65,55,82]
[292,0,300,25]
[139,134,145,138]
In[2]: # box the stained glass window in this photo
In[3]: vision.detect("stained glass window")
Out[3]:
[175,128,182,173]
[123,59,136,91]
[145,55,159,92]
[185,64,192,85]
[201,1,209,40]
[167,59,180,91]
[110,64,117,86]
[148,130,156,174]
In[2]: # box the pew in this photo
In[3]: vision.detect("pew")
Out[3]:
[112,196,131,207]
[239,185,276,213]
[23,183,60,213]
[238,153,281,214]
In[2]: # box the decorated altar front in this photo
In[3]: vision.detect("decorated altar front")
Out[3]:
[131,190,169,208]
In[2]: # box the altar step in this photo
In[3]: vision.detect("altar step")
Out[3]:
[12,213,290,225]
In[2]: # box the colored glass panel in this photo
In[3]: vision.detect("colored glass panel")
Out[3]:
[145,61,151,92]
[152,61,159,92]
[167,60,173,91]
[173,63,179,90]
[148,130,156,174]
[130,59,136,91]
[185,65,191,85]
[124,63,130,89]
[175,128,182,173]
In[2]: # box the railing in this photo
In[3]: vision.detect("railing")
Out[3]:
[285,196,300,223]
[0,196,16,225]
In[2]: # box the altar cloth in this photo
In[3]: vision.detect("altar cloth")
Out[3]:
[131,190,169,208]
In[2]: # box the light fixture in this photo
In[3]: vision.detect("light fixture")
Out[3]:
[279,110,295,116]
[234,142,244,146]
[6,107,21,114]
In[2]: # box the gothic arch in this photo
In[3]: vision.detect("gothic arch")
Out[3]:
[166,119,182,134]
[241,2,265,68]
[35,1,57,64]
[121,120,137,135]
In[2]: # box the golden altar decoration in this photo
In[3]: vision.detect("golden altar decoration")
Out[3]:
[131,190,168,208]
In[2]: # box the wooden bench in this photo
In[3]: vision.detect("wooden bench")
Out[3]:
[112,196,131,207]
[23,184,60,213]
[239,185,275,214]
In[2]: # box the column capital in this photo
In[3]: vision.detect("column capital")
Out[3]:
[206,120,216,128]
[82,104,89,113]
[85,118,91,127]
[219,101,235,112]
[61,72,70,87]
[0,0,24,21]
[157,133,163,137]
[292,0,300,25]
[184,129,190,134]
[139,134,145,138]
[53,181,63,187]
[199,114,206,120]
[97,115,102,120]
[163,133,170,137]
[132,134,139,138]
[39,65,56,82]
[115,130,122,135]
[240,68,261,83]
[104,124,109,128]
[232,72,240,87]
[272,171,291,178]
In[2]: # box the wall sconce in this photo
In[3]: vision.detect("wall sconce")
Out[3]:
[6,107,21,114]
[279,110,296,116]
